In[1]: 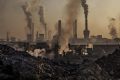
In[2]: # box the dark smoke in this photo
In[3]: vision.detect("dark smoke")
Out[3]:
[108,18,118,39]
[38,6,47,38]
[81,0,88,29]
[59,0,81,53]
[22,0,41,41]
[81,0,88,16]
[22,5,32,32]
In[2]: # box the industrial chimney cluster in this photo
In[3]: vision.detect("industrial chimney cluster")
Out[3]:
[22,3,47,43]
[21,0,91,44]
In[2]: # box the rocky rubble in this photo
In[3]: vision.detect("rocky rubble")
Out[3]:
[0,44,38,80]
[96,47,120,80]
[0,44,111,80]
[37,57,111,80]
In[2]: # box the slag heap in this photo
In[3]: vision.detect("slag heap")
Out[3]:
[0,44,111,80]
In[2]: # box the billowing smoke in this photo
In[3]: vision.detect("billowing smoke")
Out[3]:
[108,18,118,39]
[81,0,88,19]
[22,0,41,41]
[22,5,32,34]
[22,0,41,24]
[81,0,88,29]
[25,0,41,12]
[59,0,81,53]
[25,0,41,25]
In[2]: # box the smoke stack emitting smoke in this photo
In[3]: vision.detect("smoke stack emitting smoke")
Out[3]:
[108,18,118,39]
[81,0,88,30]
[26,0,41,26]
[59,0,81,53]
[39,6,47,39]
[22,0,41,41]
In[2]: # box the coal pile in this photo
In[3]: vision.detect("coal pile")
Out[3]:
[0,44,38,80]
[37,57,111,80]
[96,47,120,80]
[0,44,111,80]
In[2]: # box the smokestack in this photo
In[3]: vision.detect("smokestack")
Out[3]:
[31,23,34,41]
[73,19,77,39]
[44,23,47,40]
[6,32,10,42]
[36,31,39,42]
[48,30,52,41]
[81,0,90,40]
[58,20,62,37]
[81,0,88,30]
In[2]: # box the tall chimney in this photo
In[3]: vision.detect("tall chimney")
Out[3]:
[83,7,90,40]
[44,23,47,40]
[81,0,90,40]
[58,20,62,37]
[6,32,10,42]
[73,19,77,39]
[36,31,39,42]
[31,23,34,42]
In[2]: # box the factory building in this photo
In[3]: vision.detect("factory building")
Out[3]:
[36,32,45,42]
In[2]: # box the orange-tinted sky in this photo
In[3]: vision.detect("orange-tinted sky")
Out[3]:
[0,0,120,40]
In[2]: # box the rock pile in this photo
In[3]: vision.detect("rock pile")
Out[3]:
[96,47,120,80]
[0,44,111,80]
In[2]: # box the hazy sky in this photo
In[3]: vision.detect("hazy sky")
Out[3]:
[0,0,120,40]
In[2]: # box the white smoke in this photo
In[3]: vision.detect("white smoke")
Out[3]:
[26,0,41,12]
[25,0,42,40]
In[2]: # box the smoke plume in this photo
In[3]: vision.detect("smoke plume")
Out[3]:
[59,0,81,53]
[22,0,41,40]
[81,0,88,29]
[81,0,88,18]
[108,18,118,39]
[25,0,40,12]
[25,0,41,24]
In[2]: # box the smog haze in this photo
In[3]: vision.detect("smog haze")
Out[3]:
[0,0,120,40]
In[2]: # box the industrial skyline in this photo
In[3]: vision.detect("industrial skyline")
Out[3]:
[0,0,120,40]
